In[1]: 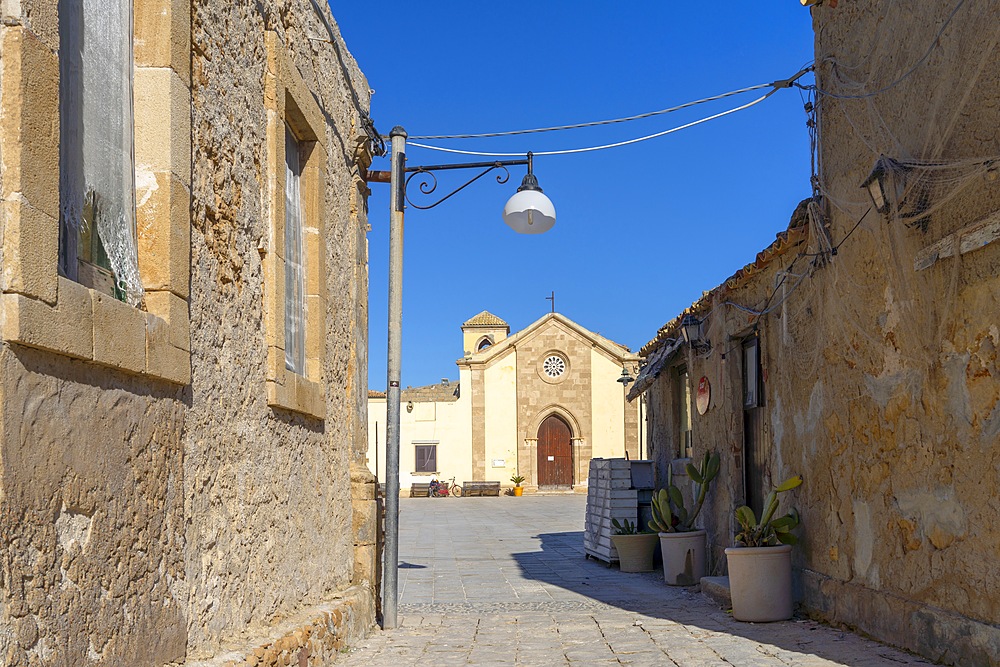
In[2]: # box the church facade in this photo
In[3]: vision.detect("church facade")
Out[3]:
[368,311,642,493]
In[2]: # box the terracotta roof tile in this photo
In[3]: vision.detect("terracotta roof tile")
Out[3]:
[462,311,508,327]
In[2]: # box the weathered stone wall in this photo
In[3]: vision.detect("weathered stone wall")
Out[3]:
[645,2,1000,665]
[0,348,188,666]
[799,3,1000,663]
[185,0,374,658]
[0,0,376,664]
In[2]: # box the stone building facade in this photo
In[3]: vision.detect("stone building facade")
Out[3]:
[631,2,1000,665]
[368,311,642,493]
[0,1,378,664]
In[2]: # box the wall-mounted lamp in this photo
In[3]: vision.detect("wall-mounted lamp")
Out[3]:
[861,155,906,215]
[861,155,929,229]
[405,401,414,413]
[680,314,711,352]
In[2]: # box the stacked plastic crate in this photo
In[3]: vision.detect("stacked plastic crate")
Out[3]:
[583,458,638,564]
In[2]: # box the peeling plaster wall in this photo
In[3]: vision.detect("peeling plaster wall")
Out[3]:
[0,349,187,666]
[646,2,1000,665]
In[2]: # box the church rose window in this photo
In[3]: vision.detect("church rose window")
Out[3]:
[543,355,566,378]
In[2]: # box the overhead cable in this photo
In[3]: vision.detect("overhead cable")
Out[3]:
[407,83,774,140]
[409,91,778,158]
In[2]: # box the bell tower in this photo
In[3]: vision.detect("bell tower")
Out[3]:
[462,311,510,356]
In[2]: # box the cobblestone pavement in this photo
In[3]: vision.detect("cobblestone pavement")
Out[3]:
[337,495,933,666]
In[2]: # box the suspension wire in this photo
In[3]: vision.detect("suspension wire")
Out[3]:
[407,82,774,140]
[408,90,778,158]
[801,0,969,100]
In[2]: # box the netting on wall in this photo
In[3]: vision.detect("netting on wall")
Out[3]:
[58,0,144,307]
[774,0,1000,383]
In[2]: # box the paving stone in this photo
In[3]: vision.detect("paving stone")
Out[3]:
[337,496,933,666]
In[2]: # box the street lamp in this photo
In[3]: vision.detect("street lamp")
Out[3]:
[367,126,555,629]
[503,156,556,234]
[617,366,634,459]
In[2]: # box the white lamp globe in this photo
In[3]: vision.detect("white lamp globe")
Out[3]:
[502,179,556,234]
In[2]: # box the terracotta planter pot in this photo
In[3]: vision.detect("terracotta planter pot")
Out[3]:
[513,486,523,496]
[725,544,793,622]
[610,533,658,572]
[659,530,706,585]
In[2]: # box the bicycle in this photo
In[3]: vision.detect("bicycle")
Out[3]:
[430,477,462,498]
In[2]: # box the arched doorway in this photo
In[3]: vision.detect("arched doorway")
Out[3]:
[537,414,572,488]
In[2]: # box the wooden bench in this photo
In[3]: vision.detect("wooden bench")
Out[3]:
[462,481,502,497]
[410,482,431,497]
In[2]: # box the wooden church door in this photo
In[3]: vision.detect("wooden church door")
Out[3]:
[537,415,572,487]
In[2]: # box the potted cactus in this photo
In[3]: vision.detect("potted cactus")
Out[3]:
[648,450,720,585]
[510,474,525,496]
[725,475,802,622]
[610,519,658,573]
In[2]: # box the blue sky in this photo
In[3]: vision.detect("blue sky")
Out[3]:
[332,3,817,391]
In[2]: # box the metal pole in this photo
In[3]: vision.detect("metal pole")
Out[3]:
[639,394,644,460]
[623,383,629,459]
[383,126,407,629]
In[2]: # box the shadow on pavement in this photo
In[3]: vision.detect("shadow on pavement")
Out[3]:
[398,562,427,569]
[512,530,930,666]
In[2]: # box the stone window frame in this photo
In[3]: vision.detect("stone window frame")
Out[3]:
[262,31,326,419]
[0,0,191,385]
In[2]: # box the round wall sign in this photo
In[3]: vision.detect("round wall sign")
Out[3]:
[696,376,711,415]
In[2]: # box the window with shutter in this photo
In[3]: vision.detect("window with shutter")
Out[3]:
[415,445,437,473]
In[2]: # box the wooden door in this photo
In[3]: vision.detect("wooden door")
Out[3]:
[537,415,572,487]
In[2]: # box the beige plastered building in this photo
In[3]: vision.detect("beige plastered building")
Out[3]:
[630,2,1000,666]
[368,311,643,493]
[1,1,380,664]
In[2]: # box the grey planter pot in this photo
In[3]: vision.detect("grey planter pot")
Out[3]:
[659,529,706,586]
[725,544,793,622]
[611,533,658,572]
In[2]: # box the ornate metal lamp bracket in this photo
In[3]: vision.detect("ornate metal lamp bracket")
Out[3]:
[404,161,520,210]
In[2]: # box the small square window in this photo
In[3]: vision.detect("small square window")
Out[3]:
[415,445,437,473]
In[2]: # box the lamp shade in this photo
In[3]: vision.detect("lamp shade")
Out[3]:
[502,188,556,234]
[680,315,702,345]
